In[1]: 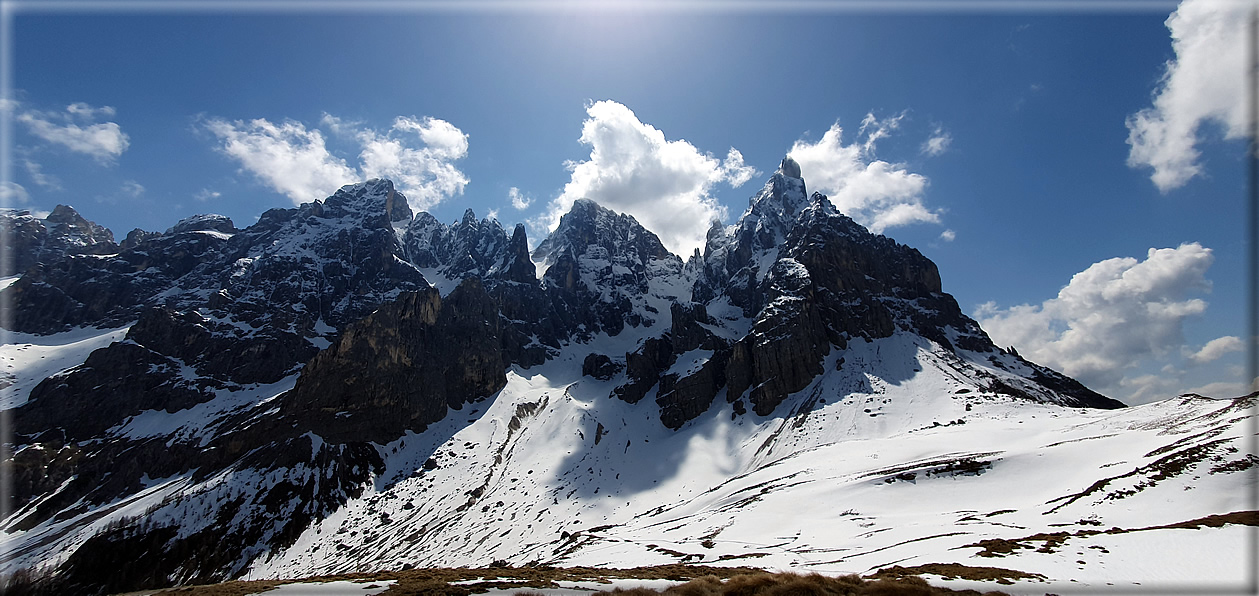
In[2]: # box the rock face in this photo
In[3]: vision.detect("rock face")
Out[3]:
[2,161,1125,594]
[582,353,620,380]
[282,279,507,444]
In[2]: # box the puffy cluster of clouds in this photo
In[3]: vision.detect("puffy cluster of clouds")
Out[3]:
[203,113,469,211]
[357,116,469,210]
[1126,0,1253,192]
[788,114,939,234]
[15,102,130,164]
[974,243,1236,403]
[1186,335,1243,365]
[541,100,758,257]
[0,100,127,208]
[203,117,357,205]
[508,187,532,210]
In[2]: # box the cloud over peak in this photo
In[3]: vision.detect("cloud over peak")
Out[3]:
[541,100,756,257]
[788,116,939,234]
[204,117,357,205]
[975,243,1217,403]
[203,114,468,211]
[357,116,470,210]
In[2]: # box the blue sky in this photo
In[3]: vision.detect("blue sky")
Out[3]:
[2,1,1252,404]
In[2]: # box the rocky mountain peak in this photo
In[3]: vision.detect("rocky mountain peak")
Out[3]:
[692,156,810,311]
[747,157,809,228]
[0,205,119,275]
[318,178,413,225]
[47,205,117,249]
[532,198,673,271]
[166,214,237,236]
[778,155,803,179]
[499,223,537,283]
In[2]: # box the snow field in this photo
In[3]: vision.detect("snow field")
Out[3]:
[247,333,1255,593]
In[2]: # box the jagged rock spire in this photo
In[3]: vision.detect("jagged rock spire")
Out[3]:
[779,155,802,179]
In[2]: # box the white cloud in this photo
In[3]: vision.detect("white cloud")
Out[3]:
[975,243,1216,402]
[939,229,956,242]
[205,114,469,211]
[65,102,115,119]
[391,116,468,159]
[318,113,362,138]
[121,180,145,197]
[17,102,130,163]
[508,187,532,210]
[204,117,358,205]
[22,159,61,190]
[541,100,752,257]
[857,111,903,155]
[194,188,221,202]
[0,181,31,206]
[356,116,469,211]
[1126,0,1253,192]
[788,117,938,234]
[921,128,952,157]
[717,148,759,187]
[1187,335,1243,364]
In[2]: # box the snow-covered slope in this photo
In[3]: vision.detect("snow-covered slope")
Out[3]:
[1,167,1252,595]
[241,334,1254,592]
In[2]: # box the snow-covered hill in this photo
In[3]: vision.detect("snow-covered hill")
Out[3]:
[244,334,1254,592]
[0,161,1252,595]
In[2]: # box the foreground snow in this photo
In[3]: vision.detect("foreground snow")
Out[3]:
[241,333,1255,593]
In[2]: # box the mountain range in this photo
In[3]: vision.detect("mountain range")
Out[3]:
[0,158,1253,594]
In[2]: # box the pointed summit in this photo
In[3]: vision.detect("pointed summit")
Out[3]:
[531,198,672,272]
[779,155,802,179]
[496,223,537,284]
[694,156,810,309]
[751,155,808,219]
[318,178,413,225]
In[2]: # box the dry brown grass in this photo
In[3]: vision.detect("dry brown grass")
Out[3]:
[958,509,1259,560]
[145,564,764,595]
[869,564,1045,585]
[591,571,1013,596]
[139,566,1021,596]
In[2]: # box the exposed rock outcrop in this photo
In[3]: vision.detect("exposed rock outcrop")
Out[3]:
[582,353,620,380]
[281,278,507,444]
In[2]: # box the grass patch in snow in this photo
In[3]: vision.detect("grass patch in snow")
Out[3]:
[868,564,1045,585]
[590,571,1014,595]
[124,565,764,596]
[961,510,1259,558]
